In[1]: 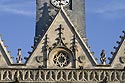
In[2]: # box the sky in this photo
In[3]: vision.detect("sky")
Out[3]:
[0,0,125,63]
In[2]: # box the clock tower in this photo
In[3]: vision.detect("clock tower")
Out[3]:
[35,0,86,44]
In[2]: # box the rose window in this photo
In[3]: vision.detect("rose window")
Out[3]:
[53,51,70,67]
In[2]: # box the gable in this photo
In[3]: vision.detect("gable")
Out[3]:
[26,7,97,69]
[110,32,125,69]
[0,39,13,67]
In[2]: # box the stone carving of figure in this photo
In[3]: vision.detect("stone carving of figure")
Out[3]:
[100,50,106,65]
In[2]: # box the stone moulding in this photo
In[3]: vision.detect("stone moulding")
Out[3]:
[0,68,125,83]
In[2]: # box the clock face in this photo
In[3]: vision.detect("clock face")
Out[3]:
[51,0,70,8]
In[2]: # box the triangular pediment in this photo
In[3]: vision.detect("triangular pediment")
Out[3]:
[110,33,125,69]
[0,39,13,67]
[26,7,97,69]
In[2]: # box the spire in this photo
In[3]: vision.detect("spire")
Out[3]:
[16,48,22,64]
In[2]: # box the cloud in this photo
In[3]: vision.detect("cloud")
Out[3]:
[87,1,125,19]
[0,5,35,16]
[0,1,35,16]
[96,2,125,14]
[94,0,125,18]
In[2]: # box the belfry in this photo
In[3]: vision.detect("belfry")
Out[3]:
[0,0,125,83]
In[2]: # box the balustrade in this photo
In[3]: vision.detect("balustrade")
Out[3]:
[0,69,124,82]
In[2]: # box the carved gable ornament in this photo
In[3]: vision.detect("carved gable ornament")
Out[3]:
[26,7,97,69]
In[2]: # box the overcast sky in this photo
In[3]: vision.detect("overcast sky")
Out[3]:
[0,0,125,63]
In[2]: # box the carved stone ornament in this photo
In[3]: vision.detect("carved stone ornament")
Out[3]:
[36,56,43,63]
[120,56,125,63]
[78,56,86,63]
[53,51,70,67]
[50,0,70,8]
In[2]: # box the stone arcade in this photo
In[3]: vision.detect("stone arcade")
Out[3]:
[0,0,125,83]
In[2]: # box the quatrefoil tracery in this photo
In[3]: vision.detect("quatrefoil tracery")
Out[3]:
[53,51,70,67]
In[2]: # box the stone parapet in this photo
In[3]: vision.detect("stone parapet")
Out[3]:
[0,68,124,83]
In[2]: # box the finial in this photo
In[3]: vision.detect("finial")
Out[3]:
[28,51,32,55]
[116,41,121,44]
[5,45,8,48]
[91,52,95,56]
[59,0,63,8]
[113,46,117,49]
[70,34,77,53]
[24,57,29,60]
[95,58,98,61]
[8,51,11,54]
[11,56,14,60]
[16,48,22,64]
[55,24,64,41]
[122,30,125,34]
[120,36,124,39]
[111,52,114,55]
[108,57,112,61]
[2,40,5,43]
[100,50,106,65]
[31,46,35,49]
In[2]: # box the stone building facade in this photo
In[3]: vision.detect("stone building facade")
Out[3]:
[0,0,125,83]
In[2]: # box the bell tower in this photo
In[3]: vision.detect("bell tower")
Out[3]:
[35,0,86,44]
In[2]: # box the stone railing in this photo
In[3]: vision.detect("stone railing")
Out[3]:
[0,68,125,82]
